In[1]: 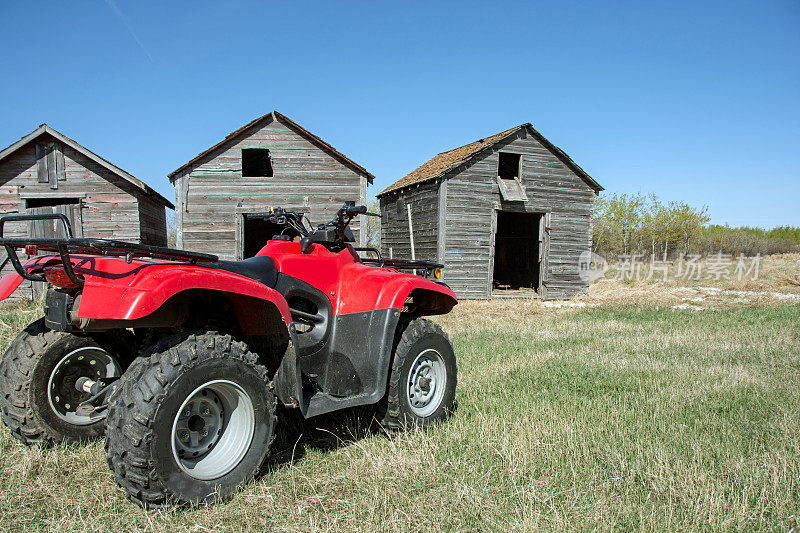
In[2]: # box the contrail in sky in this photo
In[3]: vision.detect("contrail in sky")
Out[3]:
[103,0,155,63]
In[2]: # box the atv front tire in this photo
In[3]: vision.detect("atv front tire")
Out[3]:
[0,318,131,446]
[105,331,276,508]
[380,318,457,429]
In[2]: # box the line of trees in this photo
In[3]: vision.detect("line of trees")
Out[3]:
[592,193,800,258]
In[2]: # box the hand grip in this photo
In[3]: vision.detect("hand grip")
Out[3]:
[345,205,368,216]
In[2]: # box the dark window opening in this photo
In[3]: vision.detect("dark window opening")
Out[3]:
[242,148,273,177]
[493,211,542,292]
[498,153,521,181]
[25,197,80,209]
[242,214,300,258]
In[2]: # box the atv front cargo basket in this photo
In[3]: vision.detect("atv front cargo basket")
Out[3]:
[0,213,218,287]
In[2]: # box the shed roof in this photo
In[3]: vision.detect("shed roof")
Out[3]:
[167,111,375,183]
[378,123,603,197]
[0,124,175,209]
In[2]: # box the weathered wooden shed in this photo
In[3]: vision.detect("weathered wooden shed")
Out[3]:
[169,111,374,259]
[378,123,603,300]
[0,124,173,298]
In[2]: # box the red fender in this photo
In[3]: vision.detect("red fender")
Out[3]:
[74,260,292,328]
[0,255,53,300]
[332,261,456,315]
[1,255,292,331]
[384,277,457,314]
[0,272,23,301]
[258,240,457,316]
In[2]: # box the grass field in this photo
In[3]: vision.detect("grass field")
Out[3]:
[0,257,798,531]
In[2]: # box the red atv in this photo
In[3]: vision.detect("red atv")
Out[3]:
[0,203,457,507]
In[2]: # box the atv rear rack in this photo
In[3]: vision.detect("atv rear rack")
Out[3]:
[354,247,443,279]
[0,213,218,287]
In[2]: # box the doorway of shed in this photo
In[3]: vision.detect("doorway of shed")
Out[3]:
[492,211,542,293]
[24,199,83,238]
[241,215,285,258]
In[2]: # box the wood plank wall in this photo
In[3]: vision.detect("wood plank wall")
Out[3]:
[0,135,169,299]
[138,195,168,246]
[174,118,366,260]
[379,180,439,262]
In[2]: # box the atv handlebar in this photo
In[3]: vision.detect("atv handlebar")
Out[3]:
[252,202,380,254]
[342,204,380,218]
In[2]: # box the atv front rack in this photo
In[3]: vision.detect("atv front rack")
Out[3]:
[354,247,443,279]
[0,213,218,287]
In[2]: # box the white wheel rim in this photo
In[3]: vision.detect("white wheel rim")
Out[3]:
[171,379,255,480]
[407,348,446,417]
[47,346,121,425]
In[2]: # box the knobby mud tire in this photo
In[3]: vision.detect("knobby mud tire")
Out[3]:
[380,318,457,430]
[0,318,132,446]
[105,331,276,508]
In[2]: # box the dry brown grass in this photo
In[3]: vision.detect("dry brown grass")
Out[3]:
[578,253,800,310]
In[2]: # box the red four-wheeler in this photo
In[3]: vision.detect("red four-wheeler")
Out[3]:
[0,203,457,507]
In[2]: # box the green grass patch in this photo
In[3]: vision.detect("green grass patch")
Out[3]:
[0,303,798,531]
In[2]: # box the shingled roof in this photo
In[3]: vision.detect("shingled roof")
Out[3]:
[378,123,602,197]
[168,111,374,183]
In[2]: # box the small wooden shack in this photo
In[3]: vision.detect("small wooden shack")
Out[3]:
[378,123,603,300]
[0,124,173,298]
[169,111,374,259]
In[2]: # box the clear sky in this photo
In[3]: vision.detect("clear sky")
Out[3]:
[1,0,798,227]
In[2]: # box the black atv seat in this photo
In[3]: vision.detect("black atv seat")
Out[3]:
[207,256,278,287]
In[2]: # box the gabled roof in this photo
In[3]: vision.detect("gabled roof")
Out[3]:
[0,124,174,208]
[378,123,603,197]
[167,111,375,183]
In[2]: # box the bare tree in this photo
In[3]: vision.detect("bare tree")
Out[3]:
[166,211,177,248]
[363,198,381,249]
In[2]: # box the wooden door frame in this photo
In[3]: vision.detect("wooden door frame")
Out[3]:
[234,205,308,260]
[540,212,551,299]
[488,206,550,298]
[23,198,84,238]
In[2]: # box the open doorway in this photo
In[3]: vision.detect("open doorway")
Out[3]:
[492,211,542,294]
[242,215,285,258]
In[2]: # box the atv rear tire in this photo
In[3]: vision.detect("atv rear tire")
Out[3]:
[0,318,132,446]
[380,318,457,429]
[105,331,276,508]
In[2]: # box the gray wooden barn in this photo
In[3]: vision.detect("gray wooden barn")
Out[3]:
[169,111,374,259]
[0,124,173,298]
[377,123,603,300]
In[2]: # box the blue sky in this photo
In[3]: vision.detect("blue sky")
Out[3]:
[1,0,798,227]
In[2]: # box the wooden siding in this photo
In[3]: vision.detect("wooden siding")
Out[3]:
[175,118,366,260]
[0,134,168,299]
[379,180,439,263]
[138,195,168,246]
[441,129,595,299]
